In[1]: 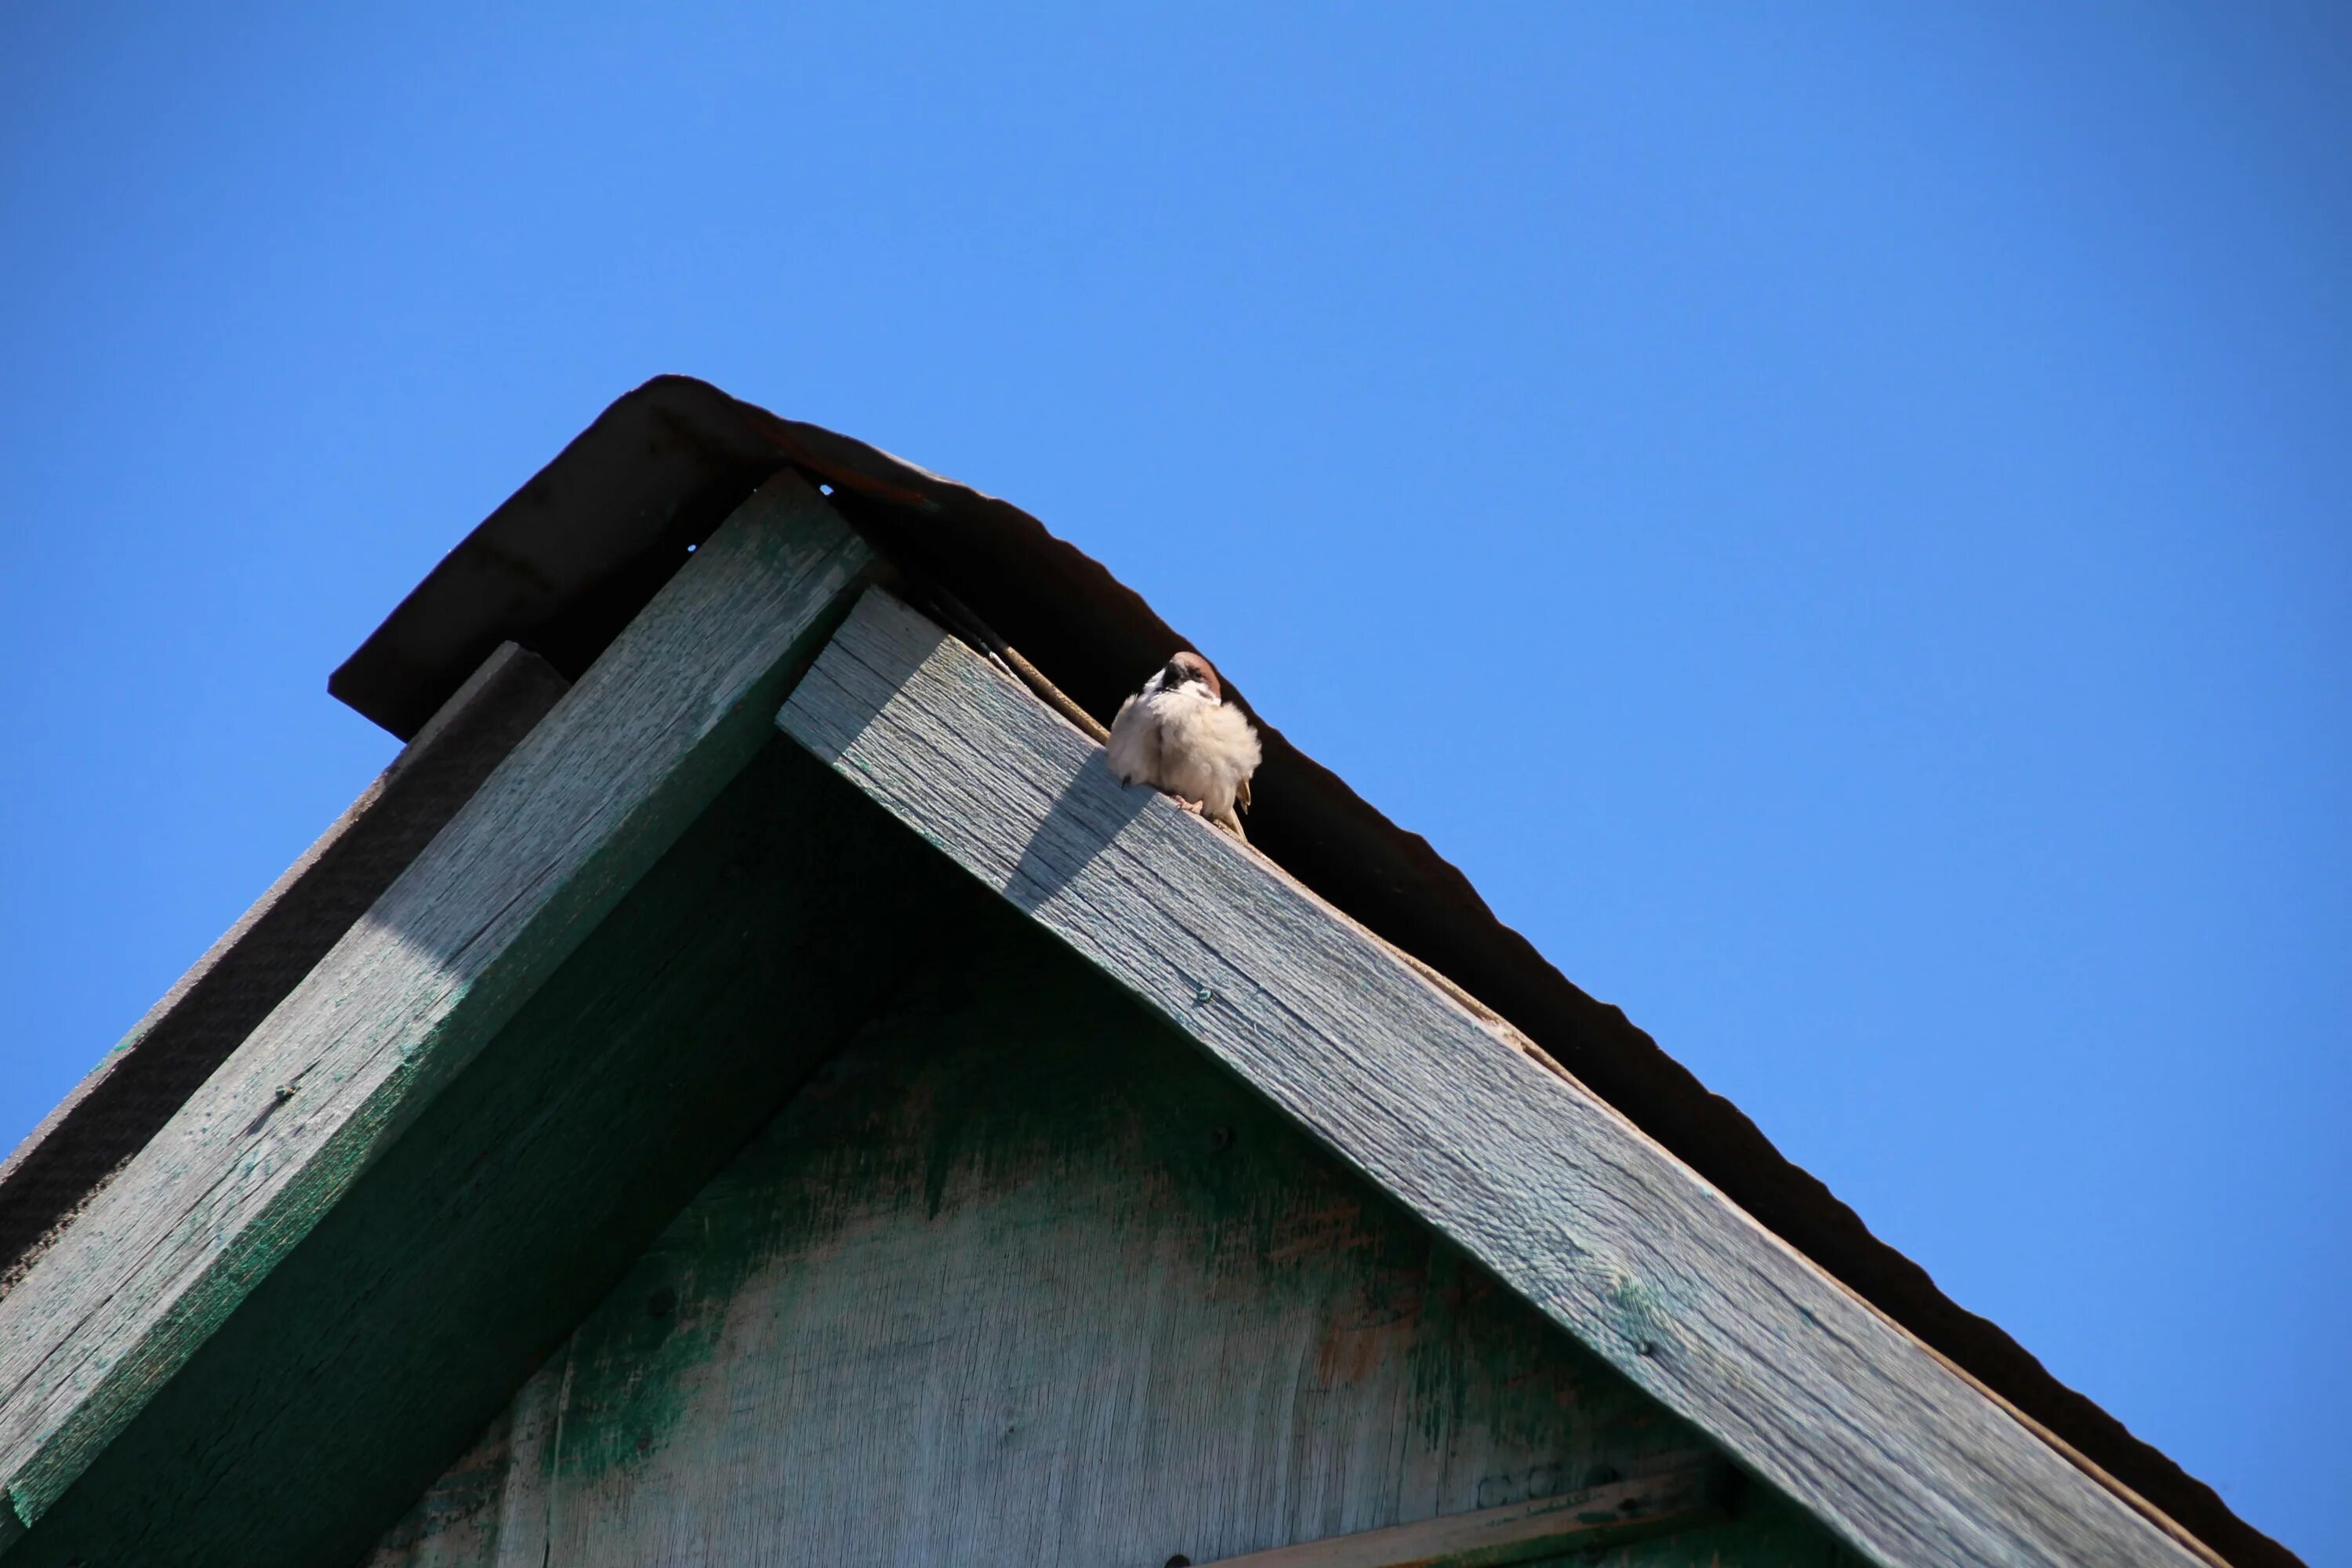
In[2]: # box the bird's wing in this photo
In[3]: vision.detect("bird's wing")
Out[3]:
[1235,775,1251,814]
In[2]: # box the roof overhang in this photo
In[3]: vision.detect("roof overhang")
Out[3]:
[0,379,2289,1568]
[330,376,2285,1568]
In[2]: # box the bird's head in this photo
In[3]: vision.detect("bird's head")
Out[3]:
[1150,650,1223,702]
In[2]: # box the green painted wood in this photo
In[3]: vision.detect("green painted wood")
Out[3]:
[0,471,870,1543]
[0,641,568,1296]
[365,903,1838,1567]
[775,588,2207,1568]
[5,744,971,1568]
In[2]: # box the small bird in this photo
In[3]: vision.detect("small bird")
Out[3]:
[1105,651,1261,840]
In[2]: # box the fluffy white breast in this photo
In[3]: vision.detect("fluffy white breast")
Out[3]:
[1104,689,1162,786]
[1136,687,1260,818]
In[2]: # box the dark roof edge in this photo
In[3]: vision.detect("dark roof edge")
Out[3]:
[2,644,571,1296]
[331,376,2297,1568]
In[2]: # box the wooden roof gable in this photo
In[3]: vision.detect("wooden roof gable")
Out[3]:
[0,398,2288,1567]
[0,485,879,1563]
[328,381,2288,1568]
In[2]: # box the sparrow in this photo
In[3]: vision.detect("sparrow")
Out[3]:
[1105,651,1261,840]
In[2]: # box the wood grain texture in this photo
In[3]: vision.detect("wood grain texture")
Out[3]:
[0,472,870,1539]
[1198,1453,1730,1566]
[0,641,568,1295]
[5,746,964,1568]
[775,588,2205,1568]
[365,909,1834,1568]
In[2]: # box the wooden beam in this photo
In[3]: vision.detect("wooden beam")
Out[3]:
[15,744,980,1567]
[775,588,2211,1568]
[1198,1453,1731,1566]
[0,471,870,1544]
[0,641,567,1294]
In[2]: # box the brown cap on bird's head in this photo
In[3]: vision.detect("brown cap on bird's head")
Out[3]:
[1162,650,1221,699]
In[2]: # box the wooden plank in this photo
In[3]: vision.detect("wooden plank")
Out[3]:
[775,588,2209,1568]
[1199,1454,1731,1566]
[365,906,1826,1567]
[0,641,568,1296]
[0,471,871,1543]
[13,745,966,1568]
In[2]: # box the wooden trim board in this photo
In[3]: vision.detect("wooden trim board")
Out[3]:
[1199,1453,1732,1566]
[0,641,568,1295]
[0,471,871,1545]
[13,745,975,1566]
[776,587,2209,1568]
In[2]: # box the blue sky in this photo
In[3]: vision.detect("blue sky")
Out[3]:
[2,4,2344,1559]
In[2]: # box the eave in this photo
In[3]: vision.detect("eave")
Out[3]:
[0,383,2292,1568]
[328,376,2289,1568]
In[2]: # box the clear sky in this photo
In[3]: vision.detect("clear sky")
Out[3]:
[2,4,2344,1560]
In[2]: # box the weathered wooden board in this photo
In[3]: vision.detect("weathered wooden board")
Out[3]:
[365,908,1837,1567]
[0,472,870,1545]
[0,641,568,1294]
[775,588,2205,1568]
[5,744,969,1568]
